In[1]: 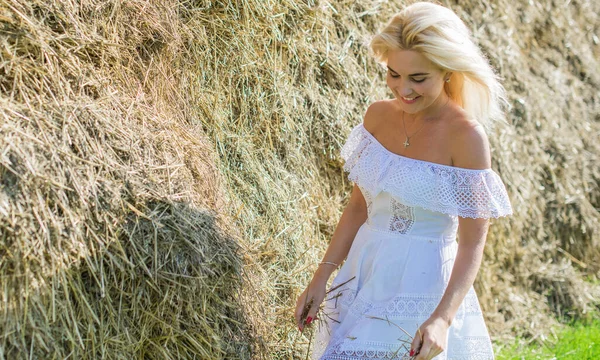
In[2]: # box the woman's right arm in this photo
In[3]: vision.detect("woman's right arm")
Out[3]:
[312,184,368,283]
[295,184,368,330]
[295,101,384,330]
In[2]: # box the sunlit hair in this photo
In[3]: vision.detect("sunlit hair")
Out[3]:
[369,2,508,130]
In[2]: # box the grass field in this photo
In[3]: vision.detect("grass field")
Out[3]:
[496,320,600,359]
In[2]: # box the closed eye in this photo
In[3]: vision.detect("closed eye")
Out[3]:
[387,71,426,83]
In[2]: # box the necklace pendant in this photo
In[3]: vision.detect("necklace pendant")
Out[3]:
[403,138,410,148]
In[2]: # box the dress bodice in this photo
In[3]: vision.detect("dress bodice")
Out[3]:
[342,123,513,237]
[362,189,459,239]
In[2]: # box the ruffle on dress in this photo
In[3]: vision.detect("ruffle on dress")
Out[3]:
[340,124,513,219]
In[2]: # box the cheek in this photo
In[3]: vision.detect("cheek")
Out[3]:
[417,82,442,96]
[386,76,394,89]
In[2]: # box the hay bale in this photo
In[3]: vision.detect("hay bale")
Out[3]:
[1,0,599,358]
[0,0,258,358]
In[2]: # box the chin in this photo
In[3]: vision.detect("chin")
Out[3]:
[395,100,423,114]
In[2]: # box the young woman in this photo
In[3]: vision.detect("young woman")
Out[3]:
[294,2,513,360]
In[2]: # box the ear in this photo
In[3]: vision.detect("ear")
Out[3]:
[444,72,452,82]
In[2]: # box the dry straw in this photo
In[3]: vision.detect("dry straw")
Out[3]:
[0,0,599,359]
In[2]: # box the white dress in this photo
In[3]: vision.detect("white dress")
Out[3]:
[312,123,513,360]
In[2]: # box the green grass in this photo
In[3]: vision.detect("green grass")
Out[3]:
[496,320,600,359]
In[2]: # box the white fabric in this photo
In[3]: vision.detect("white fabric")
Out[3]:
[341,124,513,219]
[311,124,513,360]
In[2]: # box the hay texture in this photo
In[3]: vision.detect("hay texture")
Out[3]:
[0,0,256,359]
[0,0,599,359]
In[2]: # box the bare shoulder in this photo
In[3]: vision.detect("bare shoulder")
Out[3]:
[362,99,398,133]
[449,114,492,170]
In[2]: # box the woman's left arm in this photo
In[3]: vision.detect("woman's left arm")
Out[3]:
[411,218,489,359]
[432,217,490,325]
[412,122,493,360]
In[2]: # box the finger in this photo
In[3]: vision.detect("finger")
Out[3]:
[294,297,305,325]
[295,308,302,328]
[410,329,422,356]
[415,339,431,360]
[296,294,312,328]
[294,298,304,325]
[305,299,321,326]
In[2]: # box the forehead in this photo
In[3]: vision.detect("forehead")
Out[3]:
[386,49,440,73]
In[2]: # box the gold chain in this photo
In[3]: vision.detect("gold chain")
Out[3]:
[401,97,450,148]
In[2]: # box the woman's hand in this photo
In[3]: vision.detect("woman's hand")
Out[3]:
[410,316,450,359]
[294,277,327,331]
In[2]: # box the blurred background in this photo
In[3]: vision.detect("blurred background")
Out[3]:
[0,0,598,359]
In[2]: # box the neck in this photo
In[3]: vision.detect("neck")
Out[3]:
[405,92,450,123]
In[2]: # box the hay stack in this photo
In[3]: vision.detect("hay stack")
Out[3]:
[1,0,257,358]
[0,0,599,359]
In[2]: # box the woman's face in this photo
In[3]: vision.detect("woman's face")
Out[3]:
[385,49,449,116]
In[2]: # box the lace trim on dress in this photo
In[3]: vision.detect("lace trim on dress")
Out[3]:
[321,340,412,359]
[318,336,494,359]
[330,289,483,320]
[389,198,415,234]
[340,124,513,219]
[447,336,495,360]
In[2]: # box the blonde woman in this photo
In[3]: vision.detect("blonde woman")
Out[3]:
[294,2,513,360]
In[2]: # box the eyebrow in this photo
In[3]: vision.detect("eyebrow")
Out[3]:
[386,66,429,77]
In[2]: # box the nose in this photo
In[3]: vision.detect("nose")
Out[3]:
[398,86,414,97]
[391,77,413,97]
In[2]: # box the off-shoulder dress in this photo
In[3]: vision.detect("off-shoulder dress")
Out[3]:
[312,123,513,360]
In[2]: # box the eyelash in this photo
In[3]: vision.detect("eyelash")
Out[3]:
[389,73,425,83]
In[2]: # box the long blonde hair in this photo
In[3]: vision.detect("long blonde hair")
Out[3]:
[369,2,508,130]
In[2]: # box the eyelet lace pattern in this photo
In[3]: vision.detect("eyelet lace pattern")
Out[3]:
[389,198,415,234]
[329,289,484,323]
[340,124,512,219]
[318,337,494,359]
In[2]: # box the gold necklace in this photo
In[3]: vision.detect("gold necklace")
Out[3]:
[401,98,450,148]
[402,111,427,148]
